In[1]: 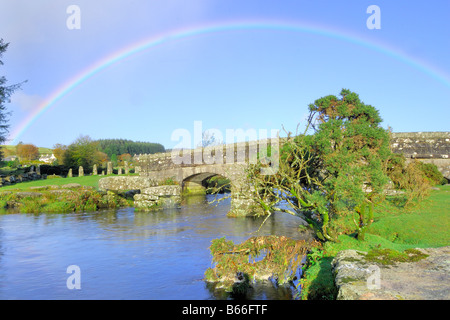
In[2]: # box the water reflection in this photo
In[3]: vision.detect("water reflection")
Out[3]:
[205,280,297,300]
[0,193,311,300]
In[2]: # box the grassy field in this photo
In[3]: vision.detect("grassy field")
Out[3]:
[0,175,132,213]
[300,185,450,299]
[0,175,106,191]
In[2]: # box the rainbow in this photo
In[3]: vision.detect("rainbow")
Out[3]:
[8,19,450,144]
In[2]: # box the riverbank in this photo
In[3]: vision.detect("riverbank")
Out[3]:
[299,185,450,299]
[0,175,132,213]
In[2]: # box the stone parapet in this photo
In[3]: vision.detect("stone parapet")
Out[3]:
[391,132,450,180]
[391,132,449,159]
[98,176,157,191]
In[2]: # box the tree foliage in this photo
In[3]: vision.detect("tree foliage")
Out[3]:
[16,143,39,161]
[0,39,25,157]
[96,139,165,158]
[249,89,393,242]
[52,143,68,164]
[63,135,102,169]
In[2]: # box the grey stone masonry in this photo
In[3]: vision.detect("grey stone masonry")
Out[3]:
[135,140,278,216]
[332,247,450,300]
[391,132,449,159]
[98,176,157,191]
[134,185,182,211]
[391,132,450,180]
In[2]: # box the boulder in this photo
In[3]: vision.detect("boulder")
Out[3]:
[332,247,450,300]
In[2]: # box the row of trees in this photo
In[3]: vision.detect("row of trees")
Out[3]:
[53,136,164,169]
[96,139,165,158]
[2,135,165,170]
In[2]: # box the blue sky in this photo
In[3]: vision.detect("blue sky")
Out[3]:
[1,0,449,149]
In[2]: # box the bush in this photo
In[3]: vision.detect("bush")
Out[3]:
[416,162,446,185]
[385,155,443,205]
[158,177,178,186]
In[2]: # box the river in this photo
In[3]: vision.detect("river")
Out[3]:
[0,194,310,300]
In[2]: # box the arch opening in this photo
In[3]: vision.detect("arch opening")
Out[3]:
[182,172,231,195]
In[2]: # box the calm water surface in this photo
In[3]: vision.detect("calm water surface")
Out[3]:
[0,194,309,300]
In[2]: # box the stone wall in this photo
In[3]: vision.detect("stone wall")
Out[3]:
[98,176,157,191]
[0,172,46,187]
[134,185,181,211]
[391,132,450,180]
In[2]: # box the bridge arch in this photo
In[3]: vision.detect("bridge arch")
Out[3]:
[182,172,231,195]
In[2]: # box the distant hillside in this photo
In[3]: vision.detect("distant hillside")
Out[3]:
[96,139,165,158]
[1,145,53,156]
[1,139,166,160]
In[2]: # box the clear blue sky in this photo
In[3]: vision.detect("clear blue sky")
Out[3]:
[1,0,449,149]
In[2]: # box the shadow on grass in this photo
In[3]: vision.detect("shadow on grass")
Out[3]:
[303,257,338,300]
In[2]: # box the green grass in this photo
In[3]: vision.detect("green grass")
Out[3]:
[368,188,450,247]
[0,175,107,191]
[0,175,133,213]
[300,185,450,299]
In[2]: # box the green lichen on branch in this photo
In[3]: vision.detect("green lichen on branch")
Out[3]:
[204,235,319,293]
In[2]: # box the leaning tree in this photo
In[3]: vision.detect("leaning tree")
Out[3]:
[249,89,392,241]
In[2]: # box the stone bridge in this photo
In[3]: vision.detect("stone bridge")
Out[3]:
[100,140,278,216]
[99,132,449,215]
[391,132,450,180]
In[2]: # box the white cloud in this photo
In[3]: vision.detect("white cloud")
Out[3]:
[10,91,44,112]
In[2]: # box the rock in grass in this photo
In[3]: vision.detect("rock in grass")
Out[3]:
[48,189,75,195]
[29,186,50,191]
[332,247,450,300]
[15,192,43,198]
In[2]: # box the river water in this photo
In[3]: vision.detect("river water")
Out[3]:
[0,194,310,300]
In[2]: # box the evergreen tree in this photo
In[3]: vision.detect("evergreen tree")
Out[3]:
[0,39,25,157]
[249,89,392,241]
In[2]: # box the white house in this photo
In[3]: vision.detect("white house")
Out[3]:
[39,154,57,164]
